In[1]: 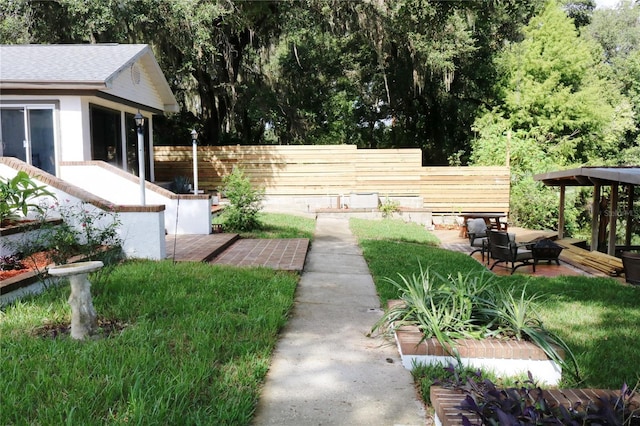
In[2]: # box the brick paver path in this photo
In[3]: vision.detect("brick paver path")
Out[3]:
[211,238,308,271]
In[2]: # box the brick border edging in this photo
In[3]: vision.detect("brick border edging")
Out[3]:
[396,325,554,360]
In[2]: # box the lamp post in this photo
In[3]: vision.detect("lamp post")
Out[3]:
[134,111,146,205]
[191,129,199,194]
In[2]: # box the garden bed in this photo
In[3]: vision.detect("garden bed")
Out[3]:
[394,325,562,385]
[0,251,51,281]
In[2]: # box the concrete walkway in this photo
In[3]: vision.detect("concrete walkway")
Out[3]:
[253,216,426,425]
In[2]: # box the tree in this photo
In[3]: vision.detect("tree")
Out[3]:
[7,0,537,161]
[560,0,596,27]
[471,0,634,230]
[585,1,640,159]
[0,0,31,43]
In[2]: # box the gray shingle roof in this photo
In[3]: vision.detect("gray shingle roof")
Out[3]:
[0,43,148,83]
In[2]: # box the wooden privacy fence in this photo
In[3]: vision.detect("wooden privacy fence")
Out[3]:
[154,145,510,213]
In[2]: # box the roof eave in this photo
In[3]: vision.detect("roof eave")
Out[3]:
[0,81,107,90]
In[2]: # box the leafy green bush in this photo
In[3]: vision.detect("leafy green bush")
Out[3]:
[220,167,265,232]
[0,171,54,225]
[379,197,400,218]
[372,266,579,381]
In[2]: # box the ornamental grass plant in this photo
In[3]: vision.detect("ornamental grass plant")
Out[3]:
[371,265,580,381]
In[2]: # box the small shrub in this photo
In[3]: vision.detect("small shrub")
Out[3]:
[379,197,400,218]
[220,166,265,232]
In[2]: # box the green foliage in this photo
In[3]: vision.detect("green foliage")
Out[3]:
[14,0,539,160]
[379,197,400,218]
[0,171,55,225]
[220,167,265,232]
[372,268,491,345]
[0,0,31,43]
[471,0,635,232]
[0,260,298,425]
[372,265,579,381]
[586,2,640,155]
[12,201,123,270]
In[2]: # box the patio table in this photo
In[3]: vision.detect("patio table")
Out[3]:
[460,213,508,238]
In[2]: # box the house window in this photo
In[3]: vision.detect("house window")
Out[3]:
[90,105,123,168]
[125,112,150,178]
[89,105,149,178]
[0,105,56,176]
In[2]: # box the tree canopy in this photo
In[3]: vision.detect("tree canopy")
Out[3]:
[470,0,637,230]
[1,0,639,232]
[1,0,540,164]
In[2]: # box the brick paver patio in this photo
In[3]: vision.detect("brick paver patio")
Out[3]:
[211,238,309,271]
[166,234,309,272]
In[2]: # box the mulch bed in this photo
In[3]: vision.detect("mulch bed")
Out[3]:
[0,251,52,281]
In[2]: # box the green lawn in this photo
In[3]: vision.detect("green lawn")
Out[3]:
[238,212,316,239]
[0,211,314,425]
[3,214,638,423]
[0,261,298,425]
[350,218,640,390]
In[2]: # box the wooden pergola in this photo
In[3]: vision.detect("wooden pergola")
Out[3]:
[534,167,640,256]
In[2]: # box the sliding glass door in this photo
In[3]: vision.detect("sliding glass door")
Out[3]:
[0,106,56,176]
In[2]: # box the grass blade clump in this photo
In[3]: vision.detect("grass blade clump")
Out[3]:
[372,265,495,359]
[479,285,580,381]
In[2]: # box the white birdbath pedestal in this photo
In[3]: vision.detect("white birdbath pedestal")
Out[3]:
[48,261,104,340]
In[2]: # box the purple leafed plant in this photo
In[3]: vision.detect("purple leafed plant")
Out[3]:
[0,254,26,271]
[456,371,640,426]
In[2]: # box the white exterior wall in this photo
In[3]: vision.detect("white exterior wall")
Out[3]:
[58,96,85,161]
[0,162,166,260]
[109,58,165,111]
[59,163,212,235]
[117,210,166,259]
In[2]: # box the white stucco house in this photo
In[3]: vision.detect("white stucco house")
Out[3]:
[0,45,213,261]
[0,43,178,178]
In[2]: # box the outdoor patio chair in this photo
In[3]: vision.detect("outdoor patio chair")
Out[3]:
[467,218,488,262]
[487,230,535,275]
[621,251,640,285]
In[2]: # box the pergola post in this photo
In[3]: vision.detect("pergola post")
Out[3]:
[608,182,619,256]
[591,183,601,251]
[626,184,635,248]
[558,185,566,239]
